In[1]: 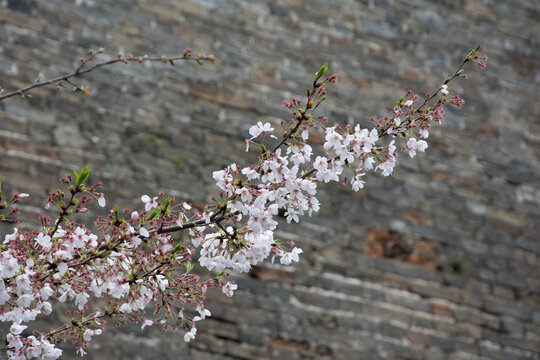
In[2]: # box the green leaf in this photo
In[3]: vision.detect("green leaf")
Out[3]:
[72,169,79,183]
[173,242,183,253]
[163,196,171,211]
[314,62,328,82]
[78,165,90,186]
[146,208,159,221]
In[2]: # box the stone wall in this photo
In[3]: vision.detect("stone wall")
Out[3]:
[0,0,539,359]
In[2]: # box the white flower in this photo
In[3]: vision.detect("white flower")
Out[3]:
[242,167,259,180]
[195,306,211,320]
[57,262,68,276]
[26,336,42,357]
[222,282,238,297]
[10,324,27,335]
[38,301,52,315]
[351,173,366,192]
[77,348,87,356]
[235,187,252,203]
[83,329,94,342]
[97,194,106,207]
[364,156,375,170]
[4,228,20,244]
[280,247,303,265]
[323,126,343,151]
[184,327,197,342]
[6,333,23,351]
[15,273,32,295]
[249,121,275,140]
[406,138,429,158]
[418,128,429,139]
[376,157,396,176]
[141,195,158,211]
[74,292,89,310]
[404,100,414,107]
[36,232,52,251]
[40,284,54,300]
[313,156,328,172]
[441,84,449,95]
[39,338,63,359]
[141,319,153,329]
[0,281,10,305]
[139,227,149,238]
[17,294,33,307]
[119,303,132,313]
[1,254,20,278]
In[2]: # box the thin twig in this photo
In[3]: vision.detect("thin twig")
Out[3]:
[0,51,215,101]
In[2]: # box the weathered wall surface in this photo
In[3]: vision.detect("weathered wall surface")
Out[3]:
[0,0,539,359]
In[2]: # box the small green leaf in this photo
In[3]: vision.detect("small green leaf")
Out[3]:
[146,208,159,221]
[170,155,183,169]
[173,242,184,253]
[72,169,79,183]
[314,62,328,82]
[78,166,90,186]
[163,196,171,211]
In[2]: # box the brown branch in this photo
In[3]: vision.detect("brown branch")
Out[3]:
[157,207,227,234]
[0,49,215,101]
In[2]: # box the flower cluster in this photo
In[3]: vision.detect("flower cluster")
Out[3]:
[0,47,486,358]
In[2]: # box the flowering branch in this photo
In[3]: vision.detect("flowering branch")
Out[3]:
[0,46,486,359]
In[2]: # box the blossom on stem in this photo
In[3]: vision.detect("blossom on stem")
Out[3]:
[406,138,428,158]
[184,327,197,342]
[141,195,158,211]
[441,84,449,95]
[249,121,276,140]
[222,281,238,297]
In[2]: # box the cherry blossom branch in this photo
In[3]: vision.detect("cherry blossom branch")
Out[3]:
[0,46,486,359]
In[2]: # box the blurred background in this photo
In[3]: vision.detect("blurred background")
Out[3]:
[0,0,539,359]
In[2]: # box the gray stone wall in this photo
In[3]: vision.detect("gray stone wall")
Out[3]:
[0,0,539,359]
